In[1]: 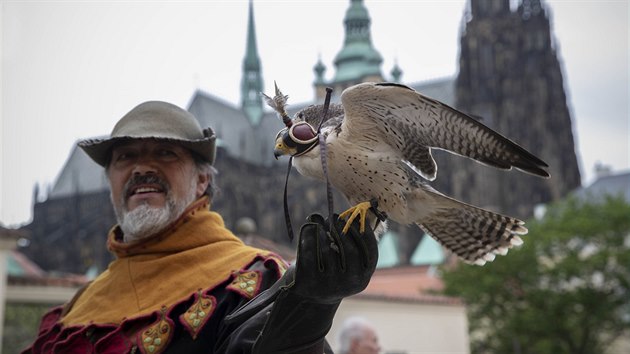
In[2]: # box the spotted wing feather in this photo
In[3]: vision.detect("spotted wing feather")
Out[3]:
[340,82,550,180]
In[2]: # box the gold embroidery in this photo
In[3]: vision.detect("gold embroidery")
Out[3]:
[139,307,172,354]
[227,271,261,299]
[180,290,216,339]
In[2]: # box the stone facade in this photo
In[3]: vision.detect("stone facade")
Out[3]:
[431,0,581,219]
[25,190,115,273]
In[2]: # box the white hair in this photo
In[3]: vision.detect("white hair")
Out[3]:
[114,171,199,243]
[194,160,218,200]
[337,316,374,354]
[106,146,217,242]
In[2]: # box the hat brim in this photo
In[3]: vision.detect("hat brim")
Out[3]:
[78,135,217,167]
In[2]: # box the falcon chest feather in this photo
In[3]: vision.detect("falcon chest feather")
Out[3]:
[298,132,411,222]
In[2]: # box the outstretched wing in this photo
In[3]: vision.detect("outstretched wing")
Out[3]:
[339,82,550,180]
[293,103,345,132]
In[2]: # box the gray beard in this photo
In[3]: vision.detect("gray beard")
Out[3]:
[113,181,198,243]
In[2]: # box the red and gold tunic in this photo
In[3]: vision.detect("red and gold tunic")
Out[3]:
[23,197,287,354]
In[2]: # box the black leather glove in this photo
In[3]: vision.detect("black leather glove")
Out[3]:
[225,213,378,353]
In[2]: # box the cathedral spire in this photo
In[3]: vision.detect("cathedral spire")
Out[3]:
[469,0,510,19]
[241,0,264,125]
[519,0,545,19]
[391,59,403,83]
[331,0,383,88]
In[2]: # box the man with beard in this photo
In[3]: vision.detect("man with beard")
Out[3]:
[24,101,378,354]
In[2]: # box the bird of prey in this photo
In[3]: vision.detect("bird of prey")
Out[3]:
[268,82,549,265]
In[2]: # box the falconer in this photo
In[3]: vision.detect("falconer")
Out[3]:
[24,101,378,353]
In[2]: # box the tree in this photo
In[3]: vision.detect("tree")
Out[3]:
[442,196,630,354]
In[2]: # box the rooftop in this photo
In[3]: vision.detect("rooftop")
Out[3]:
[359,265,461,305]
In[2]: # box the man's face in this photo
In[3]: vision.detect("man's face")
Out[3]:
[107,140,209,240]
[352,326,380,354]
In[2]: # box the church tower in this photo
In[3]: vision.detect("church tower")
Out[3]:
[240,0,264,125]
[443,0,581,218]
[314,0,384,100]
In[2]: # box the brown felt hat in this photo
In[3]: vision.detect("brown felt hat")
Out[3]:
[78,101,216,167]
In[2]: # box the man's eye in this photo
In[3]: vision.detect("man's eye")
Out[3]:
[157,149,178,159]
[158,149,175,156]
[115,152,134,161]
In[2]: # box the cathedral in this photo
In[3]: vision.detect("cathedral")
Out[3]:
[22,0,580,273]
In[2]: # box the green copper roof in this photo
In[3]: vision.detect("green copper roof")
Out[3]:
[332,0,383,84]
[391,61,403,82]
[313,56,326,84]
[243,0,260,71]
[410,235,445,265]
[345,0,370,24]
[376,231,400,268]
[240,0,263,125]
[7,255,25,276]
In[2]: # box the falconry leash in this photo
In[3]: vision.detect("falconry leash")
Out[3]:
[282,87,335,242]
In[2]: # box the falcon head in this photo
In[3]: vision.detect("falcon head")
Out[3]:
[262,82,320,159]
[273,121,318,159]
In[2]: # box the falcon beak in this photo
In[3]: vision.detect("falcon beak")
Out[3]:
[274,140,291,159]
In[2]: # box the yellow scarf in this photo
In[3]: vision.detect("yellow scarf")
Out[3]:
[61,197,268,326]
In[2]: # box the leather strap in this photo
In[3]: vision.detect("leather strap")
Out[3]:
[318,88,335,231]
[282,88,335,242]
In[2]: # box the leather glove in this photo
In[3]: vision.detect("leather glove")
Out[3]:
[225,213,378,353]
[287,213,379,303]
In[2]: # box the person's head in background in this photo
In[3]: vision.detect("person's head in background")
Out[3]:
[337,316,381,354]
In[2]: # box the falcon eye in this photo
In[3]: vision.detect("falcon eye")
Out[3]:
[289,122,317,144]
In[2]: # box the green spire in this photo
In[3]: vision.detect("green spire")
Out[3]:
[313,55,326,85]
[391,59,403,82]
[332,0,383,84]
[241,0,263,125]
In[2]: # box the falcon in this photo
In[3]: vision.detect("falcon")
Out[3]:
[269,82,549,265]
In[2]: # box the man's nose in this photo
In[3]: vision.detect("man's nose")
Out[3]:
[131,155,158,175]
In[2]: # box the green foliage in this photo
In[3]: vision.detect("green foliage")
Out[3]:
[3,303,52,353]
[442,196,630,354]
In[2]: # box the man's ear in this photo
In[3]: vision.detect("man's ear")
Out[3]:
[196,170,210,198]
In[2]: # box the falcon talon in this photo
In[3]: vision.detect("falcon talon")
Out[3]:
[339,201,371,234]
[368,198,387,222]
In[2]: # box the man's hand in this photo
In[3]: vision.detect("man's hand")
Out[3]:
[223,213,379,353]
[289,213,378,303]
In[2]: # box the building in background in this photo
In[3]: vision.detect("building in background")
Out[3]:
[329,282,470,353]
[21,0,579,283]
[445,0,581,218]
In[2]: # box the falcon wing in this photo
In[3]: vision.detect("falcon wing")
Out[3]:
[294,103,345,132]
[339,82,550,180]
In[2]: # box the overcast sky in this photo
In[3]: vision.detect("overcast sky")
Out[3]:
[1,0,628,227]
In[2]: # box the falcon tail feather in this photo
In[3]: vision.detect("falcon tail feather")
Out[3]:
[415,191,527,266]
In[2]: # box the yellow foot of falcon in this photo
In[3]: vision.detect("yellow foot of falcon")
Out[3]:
[339,201,372,234]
